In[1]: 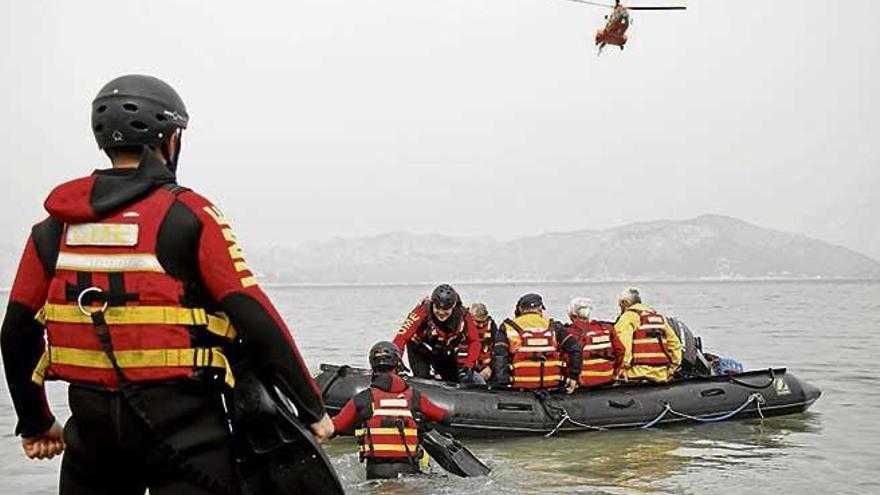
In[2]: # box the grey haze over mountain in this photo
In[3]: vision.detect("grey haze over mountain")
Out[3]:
[246,215,880,285]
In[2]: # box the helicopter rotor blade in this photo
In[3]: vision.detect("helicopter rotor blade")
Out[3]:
[627,6,687,10]
[556,0,615,8]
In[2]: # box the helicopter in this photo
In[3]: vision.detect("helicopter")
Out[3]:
[562,0,686,53]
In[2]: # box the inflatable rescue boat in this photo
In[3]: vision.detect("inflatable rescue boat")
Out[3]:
[317,364,821,438]
[316,319,821,438]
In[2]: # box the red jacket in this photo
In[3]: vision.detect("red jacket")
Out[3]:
[565,320,625,387]
[392,300,480,369]
[331,372,448,434]
[0,157,325,437]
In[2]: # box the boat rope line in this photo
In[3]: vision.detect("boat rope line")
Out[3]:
[726,368,776,390]
[533,390,608,437]
[544,407,608,438]
[641,392,766,429]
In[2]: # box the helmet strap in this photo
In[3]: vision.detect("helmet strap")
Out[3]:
[160,130,182,174]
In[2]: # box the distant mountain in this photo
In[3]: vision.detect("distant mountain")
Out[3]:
[1,215,876,288]
[245,215,880,284]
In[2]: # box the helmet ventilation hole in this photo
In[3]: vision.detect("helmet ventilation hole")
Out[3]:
[93,124,104,132]
[96,105,107,113]
[129,120,149,131]
[155,113,167,122]
[122,103,139,112]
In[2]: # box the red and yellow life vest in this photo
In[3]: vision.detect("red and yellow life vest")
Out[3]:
[567,320,617,387]
[457,318,493,370]
[629,309,672,367]
[413,302,468,352]
[503,314,563,389]
[355,387,421,461]
[31,187,235,389]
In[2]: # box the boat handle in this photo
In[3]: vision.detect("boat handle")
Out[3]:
[497,402,534,412]
[608,398,636,409]
[700,388,726,397]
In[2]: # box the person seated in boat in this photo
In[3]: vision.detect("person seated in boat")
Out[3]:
[456,303,497,382]
[491,293,582,394]
[565,297,625,388]
[614,287,682,383]
[393,284,482,383]
[332,341,449,480]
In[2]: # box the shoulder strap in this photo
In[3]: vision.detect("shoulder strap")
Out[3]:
[503,318,525,334]
[162,183,191,196]
[410,387,421,416]
[31,217,64,277]
[353,389,374,422]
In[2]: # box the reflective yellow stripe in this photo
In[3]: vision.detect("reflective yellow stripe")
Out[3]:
[31,350,51,385]
[38,304,236,340]
[633,338,662,345]
[633,352,668,359]
[355,428,418,436]
[512,375,562,383]
[511,360,563,369]
[581,370,614,377]
[31,346,234,388]
[358,444,417,453]
[583,358,612,365]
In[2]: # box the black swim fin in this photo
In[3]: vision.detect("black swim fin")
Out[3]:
[232,366,345,495]
[421,429,491,477]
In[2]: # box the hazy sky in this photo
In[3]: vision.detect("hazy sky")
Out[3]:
[1,1,878,259]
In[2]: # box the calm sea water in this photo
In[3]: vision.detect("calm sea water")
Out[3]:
[1,280,878,494]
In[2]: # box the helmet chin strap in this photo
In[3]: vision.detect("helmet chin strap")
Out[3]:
[160,130,183,174]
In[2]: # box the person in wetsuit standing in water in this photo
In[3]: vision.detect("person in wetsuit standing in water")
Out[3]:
[0,74,332,494]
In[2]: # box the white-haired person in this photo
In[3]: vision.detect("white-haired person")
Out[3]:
[614,288,682,383]
[564,298,625,388]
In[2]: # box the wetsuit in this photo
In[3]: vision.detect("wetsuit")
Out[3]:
[331,372,448,479]
[0,155,325,494]
[393,301,480,382]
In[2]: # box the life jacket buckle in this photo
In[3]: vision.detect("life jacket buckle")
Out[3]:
[77,286,109,316]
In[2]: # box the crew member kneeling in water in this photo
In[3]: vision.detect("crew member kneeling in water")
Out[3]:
[393,284,481,383]
[565,297,624,388]
[332,341,450,480]
[614,287,682,383]
[491,293,582,394]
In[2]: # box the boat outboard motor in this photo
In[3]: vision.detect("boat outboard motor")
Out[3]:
[667,317,713,377]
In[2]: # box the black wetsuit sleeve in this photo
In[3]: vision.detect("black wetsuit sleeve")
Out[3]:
[491,322,511,385]
[1,303,54,437]
[1,223,61,437]
[220,294,326,423]
[175,191,326,424]
[556,323,583,380]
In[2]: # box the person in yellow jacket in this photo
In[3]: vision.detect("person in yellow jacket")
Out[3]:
[614,287,682,383]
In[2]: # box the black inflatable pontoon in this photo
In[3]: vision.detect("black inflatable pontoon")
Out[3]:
[316,364,821,438]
